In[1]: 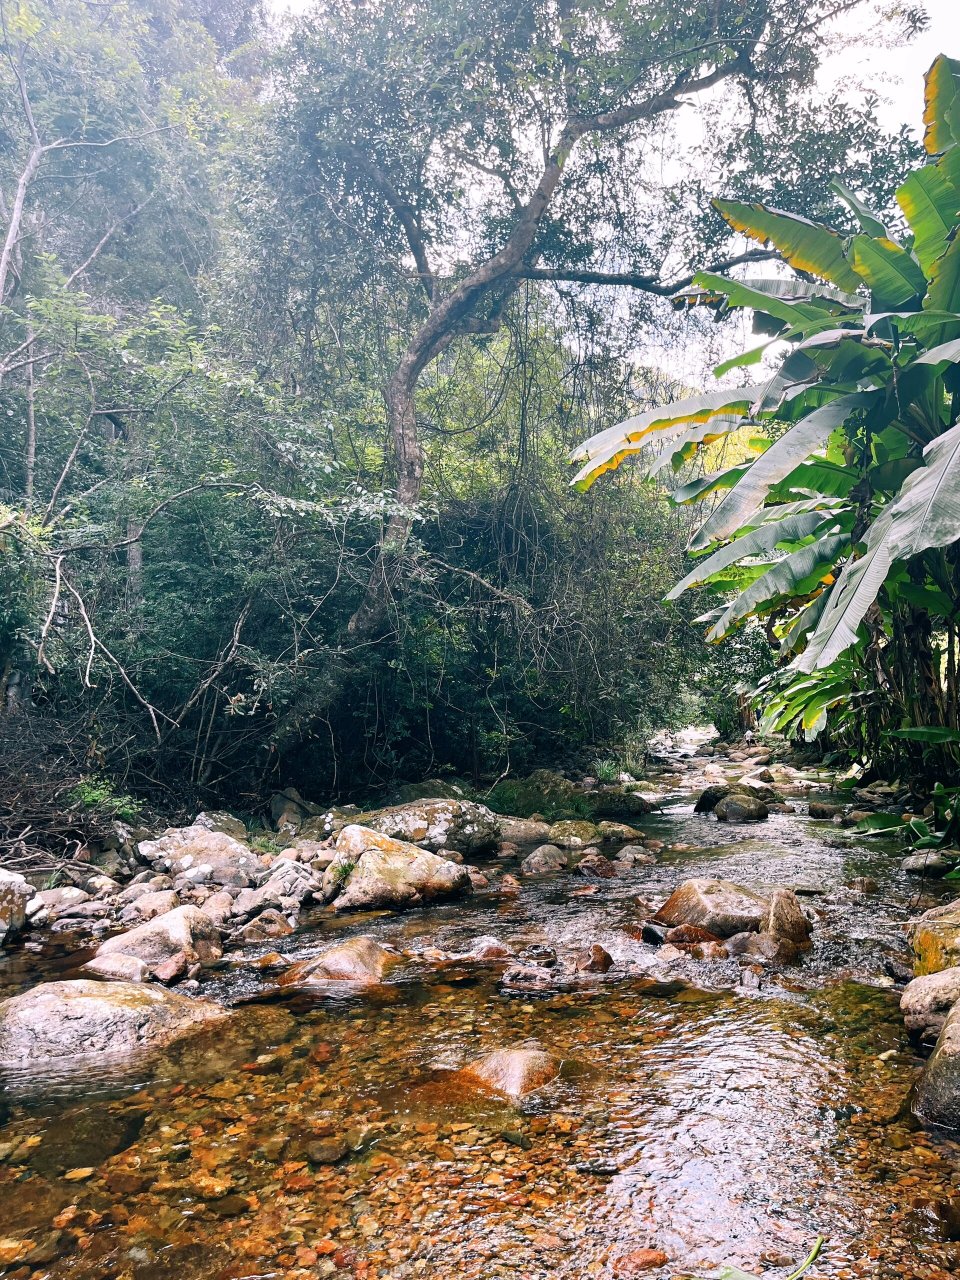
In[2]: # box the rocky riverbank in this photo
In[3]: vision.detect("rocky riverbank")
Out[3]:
[1,737,960,1277]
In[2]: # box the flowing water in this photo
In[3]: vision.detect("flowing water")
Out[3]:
[2,768,960,1280]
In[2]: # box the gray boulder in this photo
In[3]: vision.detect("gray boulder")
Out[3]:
[0,979,225,1068]
[137,825,262,887]
[902,968,960,1041]
[902,851,953,878]
[497,817,551,844]
[323,825,471,912]
[0,869,31,944]
[915,1001,960,1129]
[520,844,567,875]
[715,793,768,823]
[351,799,501,856]
[760,888,813,946]
[96,905,223,975]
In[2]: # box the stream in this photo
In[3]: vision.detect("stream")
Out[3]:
[1,757,960,1280]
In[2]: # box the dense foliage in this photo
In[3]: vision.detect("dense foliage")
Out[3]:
[0,0,925,806]
[576,54,960,776]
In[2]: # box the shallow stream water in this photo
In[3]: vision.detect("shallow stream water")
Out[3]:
[2,769,960,1280]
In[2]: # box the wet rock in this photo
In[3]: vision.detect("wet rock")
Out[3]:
[715,793,768,823]
[548,819,602,847]
[324,825,471,912]
[497,840,520,859]
[137,825,262,887]
[305,1137,349,1165]
[574,851,617,879]
[519,943,558,967]
[908,899,960,975]
[808,800,844,819]
[616,844,657,866]
[461,1045,561,1099]
[240,908,293,943]
[916,1002,960,1128]
[693,784,743,814]
[726,931,799,964]
[466,935,514,959]
[654,879,768,938]
[902,968,960,1041]
[80,954,151,982]
[500,873,521,894]
[498,817,551,844]
[902,851,954,878]
[760,888,813,946]
[639,921,669,945]
[665,924,721,945]
[572,944,613,973]
[846,876,880,894]
[280,935,398,988]
[0,869,31,944]
[612,1250,670,1275]
[350,799,501,856]
[232,858,322,919]
[96,905,223,976]
[520,844,567,874]
[499,964,563,992]
[467,866,490,890]
[0,979,224,1067]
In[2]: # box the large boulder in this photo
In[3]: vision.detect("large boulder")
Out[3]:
[351,800,501,856]
[547,819,601,848]
[137,825,262,887]
[193,810,248,840]
[0,980,225,1068]
[587,789,653,819]
[0,869,32,944]
[96,905,223,975]
[715,793,768,823]
[694,784,744,814]
[915,1002,960,1128]
[654,879,768,938]
[460,1045,561,1099]
[324,825,471,912]
[902,968,960,1042]
[498,817,551,844]
[908,899,960,975]
[520,844,567,875]
[280,935,398,988]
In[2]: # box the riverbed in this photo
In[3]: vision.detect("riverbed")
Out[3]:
[1,764,959,1280]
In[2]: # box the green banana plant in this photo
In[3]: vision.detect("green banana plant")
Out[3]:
[573,55,960,755]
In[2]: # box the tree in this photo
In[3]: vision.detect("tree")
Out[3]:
[252,0,917,642]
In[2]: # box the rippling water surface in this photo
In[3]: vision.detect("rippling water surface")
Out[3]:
[1,769,959,1280]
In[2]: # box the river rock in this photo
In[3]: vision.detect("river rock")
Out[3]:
[324,825,471,912]
[588,789,653,819]
[616,844,657,866]
[902,851,953,878]
[715,793,769,823]
[915,1001,960,1128]
[654,879,768,938]
[461,1045,561,1099]
[280,935,398,988]
[125,889,179,922]
[520,844,567,874]
[808,800,844,820]
[760,888,813,946]
[0,869,31,944]
[598,821,642,842]
[240,909,293,943]
[351,800,501,856]
[96,905,223,976]
[908,899,960,975]
[572,943,613,972]
[498,817,551,844]
[902,968,960,1041]
[466,935,514,959]
[693,784,746,814]
[137,825,262,887]
[232,859,322,919]
[548,819,602,848]
[80,953,151,982]
[0,979,224,1068]
[575,851,617,878]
